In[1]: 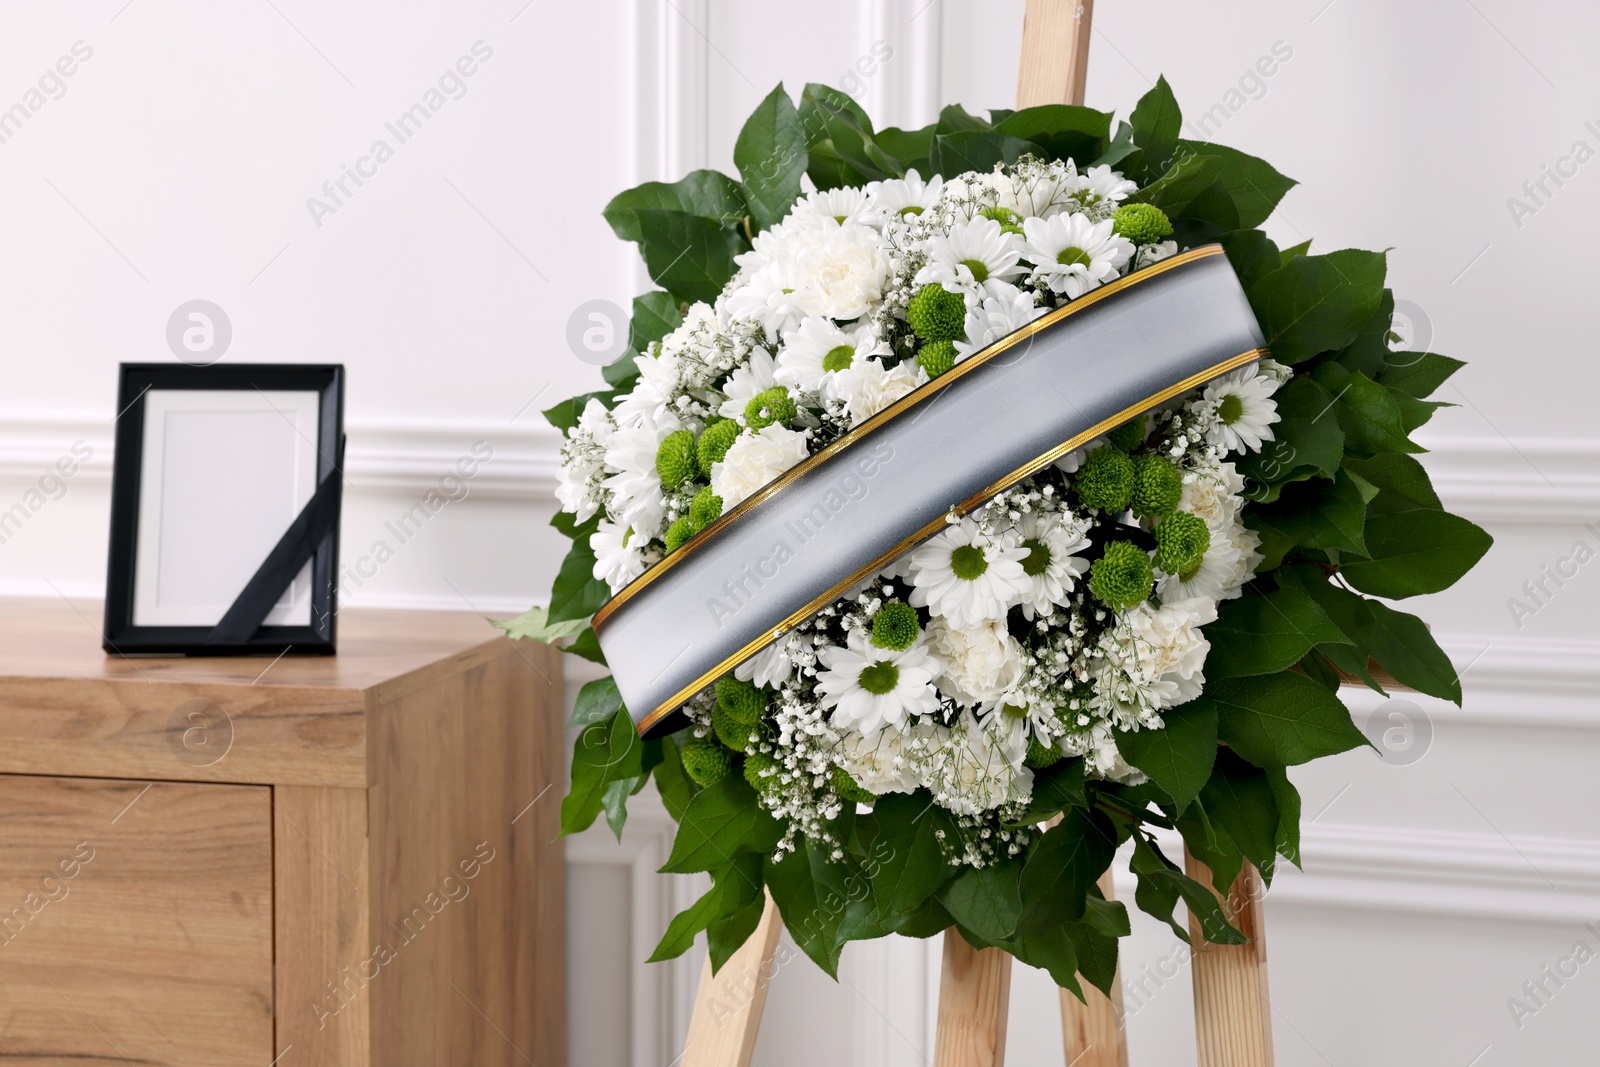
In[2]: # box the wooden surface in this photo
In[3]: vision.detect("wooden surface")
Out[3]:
[1185,851,1275,1067]
[0,597,565,1067]
[1059,871,1128,1067]
[0,599,522,787]
[0,776,274,1066]
[682,892,783,1067]
[933,933,1013,1067]
[1017,0,1095,108]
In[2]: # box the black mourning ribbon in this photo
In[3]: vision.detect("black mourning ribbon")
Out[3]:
[204,435,345,645]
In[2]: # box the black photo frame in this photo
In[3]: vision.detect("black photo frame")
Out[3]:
[103,363,345,655]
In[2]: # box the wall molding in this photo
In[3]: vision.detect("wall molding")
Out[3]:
[4,412,1597,525]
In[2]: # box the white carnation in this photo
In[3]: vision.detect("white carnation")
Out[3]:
[710,424,810,509]
[927,616,1024,707]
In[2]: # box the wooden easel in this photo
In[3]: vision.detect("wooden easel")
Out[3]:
[677,3,1276,1063]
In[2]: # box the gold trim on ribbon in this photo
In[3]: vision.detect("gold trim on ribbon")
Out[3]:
[592,244,1225,633]
[634,343,1270,735]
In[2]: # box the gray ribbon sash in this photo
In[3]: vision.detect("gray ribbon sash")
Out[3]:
[594,245,1266,737]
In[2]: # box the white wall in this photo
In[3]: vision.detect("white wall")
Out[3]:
[1,1,1597,1063]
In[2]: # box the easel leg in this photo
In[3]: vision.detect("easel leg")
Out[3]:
[680,893,783,1067]
[1185,850,1275,1067]
[1058,871,1128,1066]
[934,932,1013,1067]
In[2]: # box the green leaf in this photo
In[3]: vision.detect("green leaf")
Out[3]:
[940,860,1024,943]
[1114,701,1217,812]
[799,83,900,186]
[648,876,730,963]
[875,123,937,173]
[572,676,624,727]
[1360,601,1463,704]
[708,892,767,973]
[1332,290,1395,378]
[635,208,745,306]
[932,131,1036,176]
[1017,808,1116,932]
[1173,802,1243,897]
[1312,363,1422,456]
[628,290,683,351]
[1176,143,1297,230]
[1082,892,1132,939]
[1250,469,1369,555]
[992,104,1112,165]
[1265,767,1303,869]
[1280,239,1312,263]
[561,710,642,836]
[1248,249,1387,363]
[1218,229,1283,288]
[542,389,613,432]
[1146,866,1248,945]
[1007,758,1088,825]
[1127,76,1182,177]
[764,839,867,976]
[1343,509,1491,599]
[602,170,747,244]
[1205,584,1349,678]
[1127,152,1225,216]
[736,85,808,232]
[1063,918,1123,994]
[1345,453,1442,512]
[1377,351,1464,398]
[547,531,610,625]
[1237,377,1345,501]
[1207,673,1370,766]
[1128,832,1187,939]
[494,604,587,644]
[1198,749,1280,875]
[1006,927,1084,999]
[652,854,763,966]
[563,627,607,665]
[864,792,956,921]
[936,103,991,134]
[652,734,699,822]
[662,775,783,874]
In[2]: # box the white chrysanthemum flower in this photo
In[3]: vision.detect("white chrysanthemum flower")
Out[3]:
[774,317,888,398]
[927,616,1024,707]
[915,216,1025,301]
[1179,458,1248,530]
[815,630,943,735]
[908,518,1030,627]
[725,262,812,342]
[591,519,647,592]
[1202,364,1281,453]
[787,185,876,229]
[1000,160,1081,219]
[832,356,923,426]
[835,722,937,795]
[1156,526,1243,602]
[610,349,682,426]
[1011,510,1092,619]
[953,285,1047,362]
[736,636,796,689]
[554,397,613,522]
[1021,213,1132,298]
[600,410,682,540]
[1071,165,1139,217]
[1054,435,1108,475]
[717,348,780,420]
[931,710,1030,815]
[710,424,810,509]
[866,168,944,222]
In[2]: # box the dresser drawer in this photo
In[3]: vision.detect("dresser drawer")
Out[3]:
[0,775,273,1066]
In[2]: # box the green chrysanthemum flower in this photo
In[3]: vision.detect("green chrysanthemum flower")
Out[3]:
[870,601,920,651]
[831,766,876,804]
[978,205,1026,235]
[1155,510,1211,576]
[1074,447,1136,513]
[663,516,694,554]
[689,486,723,531]
[1090,541,1155,610]
[744,387,796,431]
[906,283,966,343]
[744,751,781,795]
[1130,453,1183,519]
[1107,414,1147,452]
[917,339,957,378]
[1024,735,1063,769]
[681,737,732,787]
[655,429,696,490]
[1112,203,1174,245]
[715,675,765,726]
[713,703,759,753]
[697,419,740,477]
